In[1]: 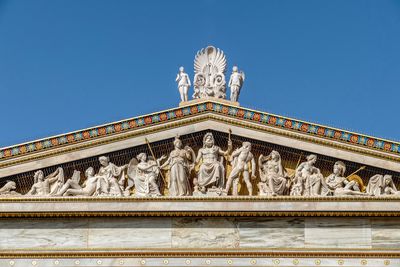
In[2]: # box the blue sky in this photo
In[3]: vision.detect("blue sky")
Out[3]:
[0,0,399,147]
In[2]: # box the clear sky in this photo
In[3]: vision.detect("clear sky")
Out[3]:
[0,0,399,147]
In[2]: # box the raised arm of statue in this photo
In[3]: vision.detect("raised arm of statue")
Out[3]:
[160,157,171,170]
[219,140,233,156]
[46,168,63,183]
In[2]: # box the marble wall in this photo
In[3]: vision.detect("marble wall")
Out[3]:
[0,217,399,250]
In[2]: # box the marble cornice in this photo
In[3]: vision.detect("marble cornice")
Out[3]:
[1,197,400,217]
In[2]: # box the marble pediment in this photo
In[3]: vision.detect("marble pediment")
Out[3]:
[0,99,400,217]
[1,99,399,176]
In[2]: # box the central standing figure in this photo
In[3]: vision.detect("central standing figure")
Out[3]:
[194,132,232,194]
[224,142,256,196]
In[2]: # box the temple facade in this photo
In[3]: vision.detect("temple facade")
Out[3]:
[0,46,399,267]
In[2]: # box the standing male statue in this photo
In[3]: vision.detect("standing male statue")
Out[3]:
[225,142,256,196]
[176,66,191,102]
[228,66,245,102]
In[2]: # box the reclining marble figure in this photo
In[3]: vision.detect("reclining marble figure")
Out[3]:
[0,181,20,196]
[56,167,99,196]
[321,161,366,196]
[26,168,65,196]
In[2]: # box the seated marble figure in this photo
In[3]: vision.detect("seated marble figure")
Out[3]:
[258,150,289,196]
[94,156,127,196]
[127,152,166,197]
[367,174,399,196]
[193,132,232,195]
[290,154,323,196]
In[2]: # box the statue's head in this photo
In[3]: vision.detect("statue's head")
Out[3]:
[179,66,184,72]
[270,150,280,161]
[85,167,95,178]
[243,142,251,150]
[137,153,147,162]
[333,161,346,176]
[232,66,238,72]
[99,156,109,166]
[384,175,393,186]
[306,154,317,164]
[203,132,215,148]
[34,170,44,181]
[173,135,183,149]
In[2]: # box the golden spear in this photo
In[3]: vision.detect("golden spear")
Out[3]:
[145,137,167,185]
[346,166,366,179]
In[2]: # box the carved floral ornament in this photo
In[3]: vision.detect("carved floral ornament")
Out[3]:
[1,132,399,198]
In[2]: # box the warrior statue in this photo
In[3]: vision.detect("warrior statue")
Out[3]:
[193,46,227,99]
[321,161,366,196]
[176,66,191,102]
[228,66,245,102]
[224,142,256,196]
[194,132,232,195]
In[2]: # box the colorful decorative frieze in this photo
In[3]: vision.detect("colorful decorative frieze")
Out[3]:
[1,101,399,160]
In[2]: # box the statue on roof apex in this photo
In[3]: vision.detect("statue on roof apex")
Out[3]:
[176,66,191,102]
[193,46,227,99]
[228,65,245,102]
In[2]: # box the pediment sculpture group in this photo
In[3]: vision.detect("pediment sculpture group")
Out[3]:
[0,132,399,198]
[176,46,245,103]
